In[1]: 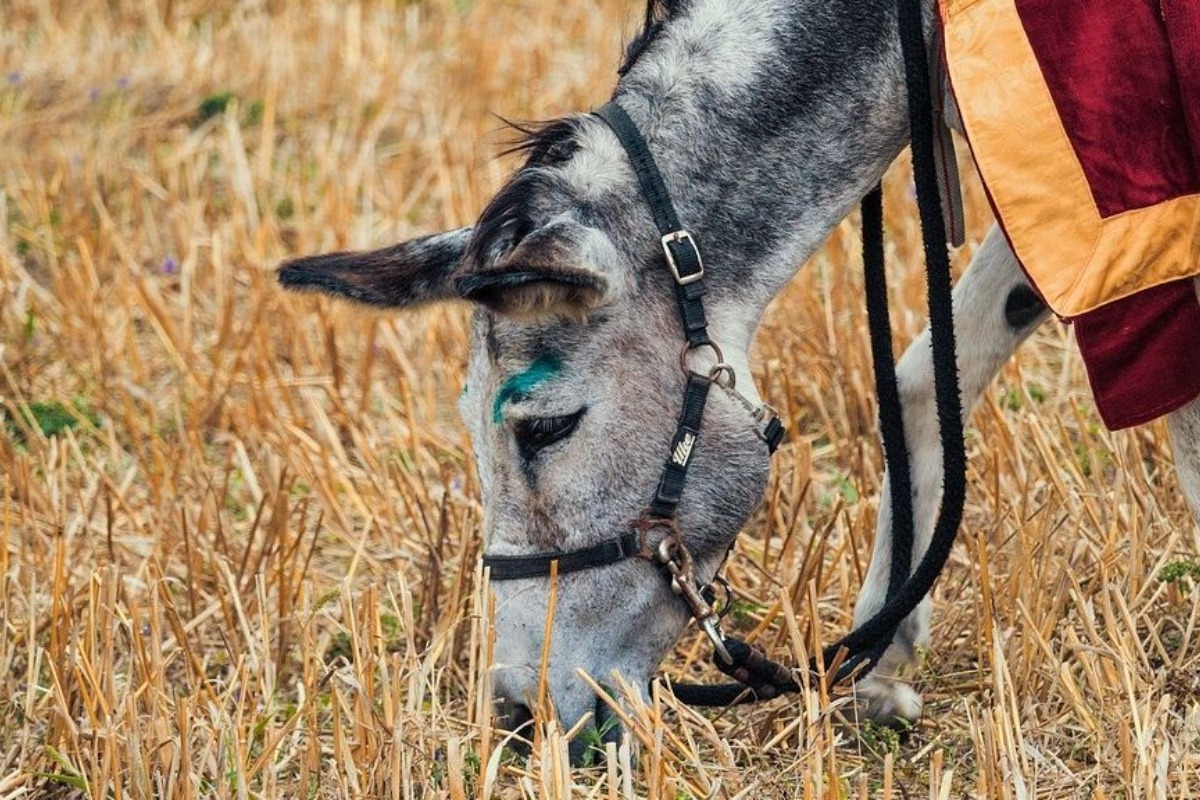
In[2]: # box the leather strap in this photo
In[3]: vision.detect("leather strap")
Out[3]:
[482,531,642,581]
[594,102,712,348]
[593,102,684,235]
[929,24,965,248]
[648,373,713,519]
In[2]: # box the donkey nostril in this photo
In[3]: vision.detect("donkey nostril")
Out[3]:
[593,696,623,746]
[494,697,534,739]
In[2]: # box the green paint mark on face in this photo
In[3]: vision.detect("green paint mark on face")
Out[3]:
[492,356,562,424]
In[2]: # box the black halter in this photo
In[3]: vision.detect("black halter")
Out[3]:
[482,100,785,586]
[482,0,968,707]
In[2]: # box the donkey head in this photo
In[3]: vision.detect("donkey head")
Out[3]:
[280,0,910,760]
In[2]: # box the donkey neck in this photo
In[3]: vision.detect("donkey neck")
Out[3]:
[610,0,925,318]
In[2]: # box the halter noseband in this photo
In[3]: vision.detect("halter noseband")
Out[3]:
[481,101,786,661]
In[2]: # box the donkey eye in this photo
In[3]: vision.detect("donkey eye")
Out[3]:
[514,409,585,459]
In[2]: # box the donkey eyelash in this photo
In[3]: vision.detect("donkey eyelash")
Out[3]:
[513,409,586,459]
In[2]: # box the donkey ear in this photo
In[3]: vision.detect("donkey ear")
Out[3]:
[277,228,471,308]
[455,220,620,321]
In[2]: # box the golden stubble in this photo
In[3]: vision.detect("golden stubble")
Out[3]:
[1,1,1198,797]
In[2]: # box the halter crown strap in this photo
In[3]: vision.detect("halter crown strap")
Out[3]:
[594,102,711,348]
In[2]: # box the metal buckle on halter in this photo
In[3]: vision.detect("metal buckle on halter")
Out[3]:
[661,230,705,285]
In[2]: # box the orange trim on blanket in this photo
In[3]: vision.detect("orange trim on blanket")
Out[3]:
[940,0,1200,317]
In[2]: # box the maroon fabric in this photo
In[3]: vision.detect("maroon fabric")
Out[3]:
[1163,0,1200,166]
[1014,0,1200,217]
[997,0,1200,428]
[1074,279,1200,430]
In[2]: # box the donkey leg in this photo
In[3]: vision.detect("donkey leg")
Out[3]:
[850,224,1050,724]
[1166,355,1200,528]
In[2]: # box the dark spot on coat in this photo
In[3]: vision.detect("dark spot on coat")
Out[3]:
[1004,284,1047,330]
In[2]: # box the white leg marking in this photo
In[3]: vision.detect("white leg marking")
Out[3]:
[851,224,1049,723]
[1167,392,1200,538]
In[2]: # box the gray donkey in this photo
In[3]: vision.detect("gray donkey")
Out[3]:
[280,0,1200,758]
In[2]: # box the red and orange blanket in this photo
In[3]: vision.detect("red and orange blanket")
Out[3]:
[941,0,1200,429]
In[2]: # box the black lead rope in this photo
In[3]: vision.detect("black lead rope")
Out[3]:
[863,185,916,620]
[831,184,917,681]
[825,0,966,679]
[666,0,967,706]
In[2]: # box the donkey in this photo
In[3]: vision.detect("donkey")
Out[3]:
[279,0,1200,758]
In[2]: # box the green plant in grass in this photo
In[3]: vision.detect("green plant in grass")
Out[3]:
[4,399,100,442]
[1159,559,1200,593]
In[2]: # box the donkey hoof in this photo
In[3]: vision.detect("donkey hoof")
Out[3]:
[850,676,923,728]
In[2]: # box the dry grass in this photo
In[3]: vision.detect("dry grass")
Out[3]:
[2,1,1199,797]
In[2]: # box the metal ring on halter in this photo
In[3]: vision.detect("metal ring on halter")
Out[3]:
[678,341,724,375]
[708,363,737,389]
[634,514,680,557]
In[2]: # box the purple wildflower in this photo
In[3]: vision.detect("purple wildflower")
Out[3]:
[88,87,101,102]
[116,76,130,91]
[161,256,179,274]
[6,71,20,85]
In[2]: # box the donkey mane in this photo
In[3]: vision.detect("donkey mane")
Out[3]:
[465,0,685,269]
[465,120,580,267]
[621,0,679,75]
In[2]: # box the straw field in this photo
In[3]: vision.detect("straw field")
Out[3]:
[2,1,1198,797]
